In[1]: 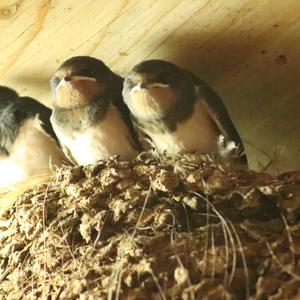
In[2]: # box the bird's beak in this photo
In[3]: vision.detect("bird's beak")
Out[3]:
[130,82,170,95]
[130,83,143,94]
[56,76,96,91]
[148,83,170,88]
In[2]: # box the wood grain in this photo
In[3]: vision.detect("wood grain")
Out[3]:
[0,0,299,171]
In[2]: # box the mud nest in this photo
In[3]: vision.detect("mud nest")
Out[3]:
[1,152,300,299]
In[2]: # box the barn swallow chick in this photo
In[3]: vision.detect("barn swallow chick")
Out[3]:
[50,56,140,165]
[123,60,247,165]
[0,86,66,188]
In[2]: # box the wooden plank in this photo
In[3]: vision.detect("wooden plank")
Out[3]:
[0,0,299,171]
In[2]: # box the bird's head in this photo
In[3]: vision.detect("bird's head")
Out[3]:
[123,59,190,120]
[50,56,116,108]
[0,86,18,101]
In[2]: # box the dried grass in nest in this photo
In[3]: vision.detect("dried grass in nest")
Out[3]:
[0,152,300,300]
[0,173,52,217]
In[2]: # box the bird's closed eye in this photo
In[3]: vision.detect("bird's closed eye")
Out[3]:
[157,72,171,84]
[126,78,134,88]
[79,68,97,78]
[51,76,61,88]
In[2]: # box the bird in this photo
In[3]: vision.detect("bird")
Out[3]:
[50,56,141,165]
[122,59,247,165]
[0,86,66,188]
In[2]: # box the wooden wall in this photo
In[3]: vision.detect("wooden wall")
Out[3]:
[0,0,299,172]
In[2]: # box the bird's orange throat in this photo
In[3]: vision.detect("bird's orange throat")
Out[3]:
[55,79,103,108]
[129,86,176,120]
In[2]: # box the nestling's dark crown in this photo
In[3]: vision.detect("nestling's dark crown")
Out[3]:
[128,59,185,86]
[0,86,19,101]
[50,56,112,89]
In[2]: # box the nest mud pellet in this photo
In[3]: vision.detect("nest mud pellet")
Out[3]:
[0,152,300,299]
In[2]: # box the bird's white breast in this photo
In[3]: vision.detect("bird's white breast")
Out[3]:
[0,117,66,188]
[52,104,137,165]
[143,100,220,156]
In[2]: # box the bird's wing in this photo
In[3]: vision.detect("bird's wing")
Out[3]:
[49,118,77,166]
[115,101,143,151]
[58,140,77,166]
[131,119,153,151]
[110,74,142,151]
[184,70,247,165]
[18,97,60,145]
[19,97,73,167]
[0,101,19,155]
